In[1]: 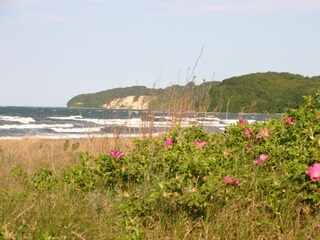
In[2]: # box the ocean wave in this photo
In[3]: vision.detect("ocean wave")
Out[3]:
[0,123,74,130]
[47,116,232,129]
[0,115,36,124]
[49,115,83,120]
[0,132,164,140]
[80,117,143,127]
[51,127,102,133]
[46,116,144,127]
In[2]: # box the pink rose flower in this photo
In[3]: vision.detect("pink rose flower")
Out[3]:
[256,128,272,139]
[307,163,320,182]
[224,175,239,185]
[194,140,209,147]
[239,119,247,126]
[164,138,174,147]
[244,128,253,138]
[253,154,268,164]
[109,149,124,159]
[256,134,263,139]
[285,117,295,126]
[224,150,232,156]
[246,143,252,148]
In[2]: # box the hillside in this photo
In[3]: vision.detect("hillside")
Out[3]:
[67,72,320,113]
[67,86,153,108]
[67,82,220,110]
[208,72,320,113]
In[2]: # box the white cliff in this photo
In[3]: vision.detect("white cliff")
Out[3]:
[103,95,151,109]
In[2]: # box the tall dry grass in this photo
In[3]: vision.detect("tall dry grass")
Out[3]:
[0,137,135,193]
[147,45,213,129]
[0,47,224,239]
[1,99,319,239]
[0,60,212,192]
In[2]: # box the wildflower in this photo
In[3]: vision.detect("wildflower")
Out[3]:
[245,143,252,148]
[317,114,320,119]
[306,163,320,182]
[253,154,268,164]
[224,175,239,185]
[244,128,253,138]
[109,149,124,159]
[224,150,232,156]
[256,128,272,139]
[239,119,247,126]
[8,232,16,240]
[256,134,263,139]
[285,117,295,125]
[194,140,209,147]
[164,138,173,147]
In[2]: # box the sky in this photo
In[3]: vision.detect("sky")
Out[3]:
[0,0,320,107]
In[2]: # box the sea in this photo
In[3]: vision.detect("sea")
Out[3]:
[0,106,280,139]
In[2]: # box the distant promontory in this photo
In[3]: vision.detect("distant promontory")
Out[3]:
[67,72,320,113]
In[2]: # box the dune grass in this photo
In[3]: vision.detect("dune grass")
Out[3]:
[0,137,134,239]
[2,88,320,239]
[0,137,136,191]
[1,151,319,240]
[2,118,320,239]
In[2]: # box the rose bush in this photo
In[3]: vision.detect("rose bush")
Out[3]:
[12,94,320,238]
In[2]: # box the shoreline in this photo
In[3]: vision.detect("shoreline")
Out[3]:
[0,132,164,141]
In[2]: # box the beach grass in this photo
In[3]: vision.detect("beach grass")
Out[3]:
[0,137,137,239]
[2,87,320,239]
[0,154,318,240]
[0,137,136,191]
[1,121,320,239]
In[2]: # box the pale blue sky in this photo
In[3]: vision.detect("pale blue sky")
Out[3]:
[1,0,320,107]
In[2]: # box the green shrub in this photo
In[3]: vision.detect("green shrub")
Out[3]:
[10,94,320,238]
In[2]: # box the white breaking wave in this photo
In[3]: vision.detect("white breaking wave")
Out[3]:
[46,116,237,129]
[219,119,239,125]
[0,115,36,124]
[49,115,83,120]
[51,127,102,133]
[80,117,143,127]
[0,123,74,130]
[0,132,164,140]
[220,119,257,125]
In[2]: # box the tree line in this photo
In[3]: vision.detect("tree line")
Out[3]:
[67,72,320,113]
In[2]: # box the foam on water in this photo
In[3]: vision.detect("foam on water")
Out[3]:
[0,115,36,124]
[49,115,83,120]
[0,106,278,140]
[51,127,102,133]
[80,117,143,127]
[0,123,74,130]
[0,132,164,140]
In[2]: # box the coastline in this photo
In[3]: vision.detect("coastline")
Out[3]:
[1,106,278,140]
[0,131,163,141]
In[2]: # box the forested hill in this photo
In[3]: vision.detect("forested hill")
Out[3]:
[67,86,152,108]
[208,72,320,113]
[67,72,320,113]
[67,82,220,109]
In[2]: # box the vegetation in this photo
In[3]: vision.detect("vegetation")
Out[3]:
[149,81,216,113]
[67,86,153,108]
[67,72,320,113]
[209,72,320,113]
[67,82,220,111]
[2,95,320,239]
